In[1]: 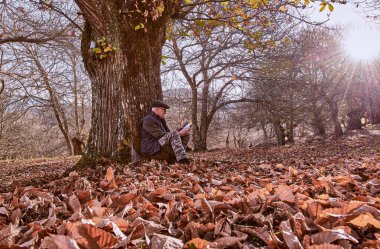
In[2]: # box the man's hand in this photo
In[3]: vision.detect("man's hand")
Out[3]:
[179,127,190,136]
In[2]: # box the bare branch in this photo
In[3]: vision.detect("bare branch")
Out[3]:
[0,78,4,95]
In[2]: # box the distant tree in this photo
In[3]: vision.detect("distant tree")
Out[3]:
[164,26,258,151]
[0,1,79,45]
[295,28,350,137]
[249,51,308,146]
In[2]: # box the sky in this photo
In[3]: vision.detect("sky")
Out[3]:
[309,2,380,60]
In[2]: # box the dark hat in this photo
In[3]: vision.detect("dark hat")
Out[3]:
[152,100,170,109]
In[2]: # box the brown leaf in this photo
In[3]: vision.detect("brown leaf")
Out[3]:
[68,194,82,213]
[131,217,166,237]
[0,224,20,247]
[209,236,241,248]
[26,189,54,202]
[275,185,296,203]
[196,198,213,222]
[311,230,358,245]
[289,166,298,176]
[76,224,118,248]
[150,234,183,249]
[49,234,81,249]
[234,224,271,245]
[65,222,118,248]
[307,202,323,220]
[308,244,343,249]
[279,220,303,249]
[9,208,22,226]
[0,207,8,217]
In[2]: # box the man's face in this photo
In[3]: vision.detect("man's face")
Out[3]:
[155,107,166,118]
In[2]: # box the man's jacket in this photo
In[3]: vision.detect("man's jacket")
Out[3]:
[141,112,170,155]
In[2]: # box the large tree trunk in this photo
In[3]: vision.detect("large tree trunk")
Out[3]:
[75,1,175,163]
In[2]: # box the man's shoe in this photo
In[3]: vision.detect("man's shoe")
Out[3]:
[178,158,190,164]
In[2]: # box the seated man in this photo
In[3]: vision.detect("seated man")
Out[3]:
[141,100,190,164]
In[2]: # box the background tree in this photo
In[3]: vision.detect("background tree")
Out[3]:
[0,0,90,158]
[163,2,310,151]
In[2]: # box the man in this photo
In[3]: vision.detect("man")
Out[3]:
[141,100,190,164]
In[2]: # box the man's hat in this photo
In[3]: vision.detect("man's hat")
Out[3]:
[152,100,170,109]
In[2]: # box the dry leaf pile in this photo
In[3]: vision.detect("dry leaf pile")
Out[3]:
[0,134,379,248]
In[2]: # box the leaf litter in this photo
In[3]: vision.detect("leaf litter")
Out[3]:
[0,133,379,248]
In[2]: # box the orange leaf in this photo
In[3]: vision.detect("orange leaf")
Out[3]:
[105,167,114,181]
[184,238,210,249]
[76,224,118,248]
[348,213,380,228]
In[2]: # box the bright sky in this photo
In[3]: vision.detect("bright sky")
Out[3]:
[309,3,380,61]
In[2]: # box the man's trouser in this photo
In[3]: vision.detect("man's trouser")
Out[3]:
[149,131,189,163]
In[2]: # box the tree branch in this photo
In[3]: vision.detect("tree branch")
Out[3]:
[0,79,4,95]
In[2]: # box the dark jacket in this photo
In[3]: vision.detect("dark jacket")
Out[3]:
[141,112,170,155]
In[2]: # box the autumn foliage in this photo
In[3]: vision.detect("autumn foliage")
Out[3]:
[0,132,379,248]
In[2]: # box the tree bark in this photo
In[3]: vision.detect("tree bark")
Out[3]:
[312,104,326,136]
[75,1,176,163]
[0,79,4,95]
[347,108,363,130]
[261,121,268,140]
[194,81,210,151]
[326,98,343,137]
[273,120,285,146]
[286,120,295,144]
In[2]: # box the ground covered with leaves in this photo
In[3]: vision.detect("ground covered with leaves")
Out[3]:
[0,130,379,248]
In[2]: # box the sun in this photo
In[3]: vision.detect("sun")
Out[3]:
[343,26,380,62]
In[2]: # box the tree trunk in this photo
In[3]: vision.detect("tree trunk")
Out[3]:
[193,81,210,151]
[225,130,230,149]
[371,111,380,124]
[286,120,295,144]
[312,106,326,136]
[273,120,285,146]
[191,86,202,151]
[326,99,343,137]
[72,137,84,155]
[261,121,268,140]
[33,51,74,155]
[347,108,363,130]
[76,0,174,163]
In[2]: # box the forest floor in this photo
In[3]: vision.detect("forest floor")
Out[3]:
[0,125,379,248]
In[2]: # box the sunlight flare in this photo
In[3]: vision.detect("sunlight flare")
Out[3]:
[343,26,380,61]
